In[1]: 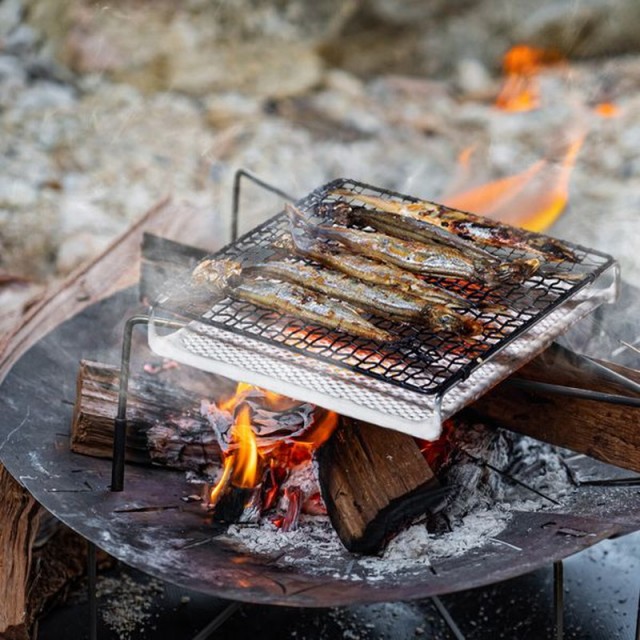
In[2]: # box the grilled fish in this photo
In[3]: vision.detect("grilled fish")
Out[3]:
[247,259,483,336]
[232,278,395,342]
[276,235,480,311]
[322,201,541,284]
[332,189,578,263]
[286,203,516,286]
[191,259,393,342]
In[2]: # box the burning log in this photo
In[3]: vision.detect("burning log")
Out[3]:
[317,418,442,555]
[470,344,640,473]
[71,360,221,473]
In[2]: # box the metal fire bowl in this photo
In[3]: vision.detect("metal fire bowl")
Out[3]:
[1,288,639,608]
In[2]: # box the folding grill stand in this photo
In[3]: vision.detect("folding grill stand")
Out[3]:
[86,169,640,640]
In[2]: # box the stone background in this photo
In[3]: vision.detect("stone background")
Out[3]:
[1,0,639,334]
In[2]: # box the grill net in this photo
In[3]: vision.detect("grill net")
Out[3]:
[155,178,615,398]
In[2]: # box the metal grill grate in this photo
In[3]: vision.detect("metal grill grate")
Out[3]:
[149,178,618,437]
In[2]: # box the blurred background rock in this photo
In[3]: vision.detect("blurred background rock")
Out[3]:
[0,0,638,314]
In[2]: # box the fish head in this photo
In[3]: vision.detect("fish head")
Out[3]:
[191,258,242,291]
[494,258,540,284]
[424,306,484,338]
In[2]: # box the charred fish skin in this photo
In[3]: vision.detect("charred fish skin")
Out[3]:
[333,189,578,263]
[276,235,477,310]
[247,260,430,321]
[322,201,540,284]
[248,260,480,337]
[232,278,394,343]
[286,203,488,282]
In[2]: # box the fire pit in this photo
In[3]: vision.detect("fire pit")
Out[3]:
[2,285,640,610]
[1,176,638,624]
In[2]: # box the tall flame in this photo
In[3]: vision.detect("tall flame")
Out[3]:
[230,406,259,488]
[443,134,585,232]
[495,45,562,112]
[208,382,337,510]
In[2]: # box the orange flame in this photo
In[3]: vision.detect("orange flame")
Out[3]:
[443,134,585,232]
[230,406,259,488]
[208,382,338,510]
[594,102,620,118]
[496,45,562,112]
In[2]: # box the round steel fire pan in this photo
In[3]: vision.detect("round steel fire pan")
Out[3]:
[1,288,639,608]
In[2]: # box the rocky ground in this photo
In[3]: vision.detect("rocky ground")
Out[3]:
[1,0,639,332]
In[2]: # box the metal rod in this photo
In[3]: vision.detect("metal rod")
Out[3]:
[88,541,98,640]
[582,355,640,396]
[431,595,466,640]
[463,451,560,505]
[111,314,187,491]
[111,315,150,491]
[554,561,564,640]
[506,378,640,408]
[231,169,296,242]
[191,601,242,640]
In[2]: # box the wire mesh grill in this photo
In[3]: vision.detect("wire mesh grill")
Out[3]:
[156,178,615,398]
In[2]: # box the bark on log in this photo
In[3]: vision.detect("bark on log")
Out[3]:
[317,418,441,554]
[470,343,640,473]
[0,466,41,640]
[71,360,221,472]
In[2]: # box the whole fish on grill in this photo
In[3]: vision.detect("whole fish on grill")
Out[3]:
[320,200,540,284]
[331,189,578,262]
[246,259,483,336]
[286,203,523,286]
[191,259,394,343]
[275,235,477,309]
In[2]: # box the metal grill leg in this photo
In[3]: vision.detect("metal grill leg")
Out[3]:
[554,561,564,640]
[231,169,295,242]
[111,315,186,491]
[111,315,150,491]
[88,541,98,640]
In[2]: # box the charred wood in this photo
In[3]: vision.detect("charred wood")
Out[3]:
[71,360,221,473]
[317,418,442,555]
[470,343,640,473]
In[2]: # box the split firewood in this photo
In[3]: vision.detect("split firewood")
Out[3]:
[71,360,221,473]
[469,343,640,473]
[316,418,442,554]
[0,465,41,640]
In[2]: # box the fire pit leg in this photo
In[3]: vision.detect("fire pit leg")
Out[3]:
[431,595,465,640]
[191,601,242,640]
[554,560,564,640]
[88,541,98,640]
[231,169,295,242]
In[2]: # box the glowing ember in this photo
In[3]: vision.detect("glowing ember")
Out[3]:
[495,45,562,112]
[443,134,585,232]
[207,382,338,517]
[417,419,455,472]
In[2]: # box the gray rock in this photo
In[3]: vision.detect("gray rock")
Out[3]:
[517,0,640,58]
[0,176,37,208]
[0,0,22,37]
